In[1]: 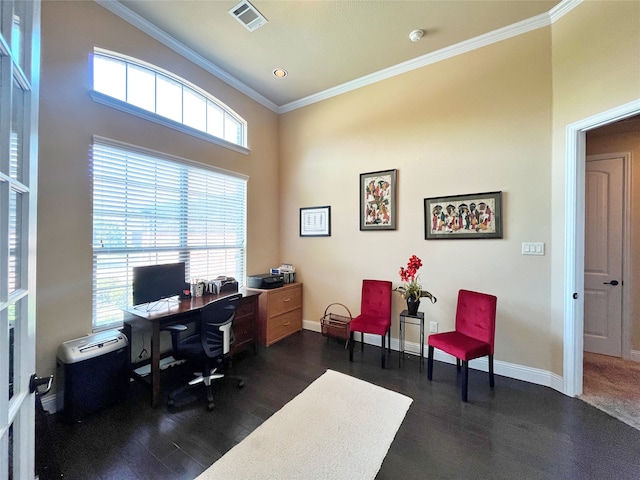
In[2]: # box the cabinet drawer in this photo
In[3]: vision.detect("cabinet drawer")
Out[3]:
[233,315,253,346]
[266,309,302,345]
[235,298,256,319]
[268,286,302,318]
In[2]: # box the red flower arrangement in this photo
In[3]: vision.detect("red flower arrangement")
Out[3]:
[395,255,437,304]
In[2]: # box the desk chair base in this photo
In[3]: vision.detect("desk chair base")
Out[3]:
[168,362,244,411]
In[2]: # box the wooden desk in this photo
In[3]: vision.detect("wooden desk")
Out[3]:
[122,289,260,407]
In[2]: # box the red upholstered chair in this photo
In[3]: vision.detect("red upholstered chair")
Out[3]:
[427,289,497,402]
[349,279,393,368]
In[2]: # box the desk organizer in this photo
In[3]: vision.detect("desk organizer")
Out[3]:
[320,303,352,348]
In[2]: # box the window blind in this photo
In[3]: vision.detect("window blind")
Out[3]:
[91,140,247,330]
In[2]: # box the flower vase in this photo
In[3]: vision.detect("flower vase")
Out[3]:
[406,297,420,316]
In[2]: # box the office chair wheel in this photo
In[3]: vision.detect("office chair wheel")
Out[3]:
[237,379,245,388]
[207,401,215,411]
[167,399,175,408]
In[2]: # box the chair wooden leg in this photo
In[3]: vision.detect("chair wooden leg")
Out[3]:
[489,354,495,388]
[349,331,354,362]
[361,332,364,352]
[387,330,391,355]
[456,358,461,371]
[381,334,386,369]
[427,346,434,380]
[462,361,469,402]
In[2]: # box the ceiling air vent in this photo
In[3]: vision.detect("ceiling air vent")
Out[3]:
[229,1,268,32]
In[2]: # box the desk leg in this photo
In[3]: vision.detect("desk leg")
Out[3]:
[151,321,161,408]
[122,323,133,377]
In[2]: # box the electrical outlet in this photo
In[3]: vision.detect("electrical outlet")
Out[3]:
[429,321,438,333]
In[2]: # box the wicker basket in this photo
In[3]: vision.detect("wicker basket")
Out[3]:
[320,303,352,348]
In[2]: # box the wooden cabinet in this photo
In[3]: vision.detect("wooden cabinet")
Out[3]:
[248,283,302,346]
[231,292,259,355]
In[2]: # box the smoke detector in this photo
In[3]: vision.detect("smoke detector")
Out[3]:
[229,1,268,32]
[409,29,424,42]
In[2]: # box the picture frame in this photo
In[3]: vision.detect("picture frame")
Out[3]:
[424,191,503,240]
[300,206,331,237]
[360,169,397,230]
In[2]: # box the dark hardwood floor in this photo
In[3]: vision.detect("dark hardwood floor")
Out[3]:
[44,330,640,479]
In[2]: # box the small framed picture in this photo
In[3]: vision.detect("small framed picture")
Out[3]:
[300,206,331,237]
[424,191,503,239]
[360,169,397,230]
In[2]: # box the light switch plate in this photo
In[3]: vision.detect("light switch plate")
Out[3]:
[522,242,545,255]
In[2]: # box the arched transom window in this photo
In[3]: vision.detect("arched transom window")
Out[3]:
[91,48,248,152]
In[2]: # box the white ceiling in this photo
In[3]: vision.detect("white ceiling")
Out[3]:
[107,0,563,111]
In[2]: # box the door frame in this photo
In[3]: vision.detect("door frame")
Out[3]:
[584,152,630,357]
[564,99,638,397]
[0,1,40,478]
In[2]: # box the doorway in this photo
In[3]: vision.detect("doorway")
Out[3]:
[564,99,640,398]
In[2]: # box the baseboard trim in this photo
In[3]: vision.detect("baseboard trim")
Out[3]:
[303,320,564,394]
[45,321,571,414]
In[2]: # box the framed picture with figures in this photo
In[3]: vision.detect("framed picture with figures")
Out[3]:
[424,191,503,239]
[360,169,397,230]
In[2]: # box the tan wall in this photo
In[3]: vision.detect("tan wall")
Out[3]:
[550,0,640,369]
[281,1,640,377]
[587,123,640,350]
[37,1,640,388]
[37,1,280,383]
[280,28,555,371]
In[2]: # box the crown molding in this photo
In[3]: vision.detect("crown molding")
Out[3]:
[97,0,582,115]
[549,0,583,23]
[95,0,280,113]
[280,0,583,113]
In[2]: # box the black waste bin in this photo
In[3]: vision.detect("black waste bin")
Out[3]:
[56,330,129,423]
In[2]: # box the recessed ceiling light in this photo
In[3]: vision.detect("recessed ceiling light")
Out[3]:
[273,68,288,78]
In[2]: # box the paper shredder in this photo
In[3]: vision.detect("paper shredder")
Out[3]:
[56,330,129,422]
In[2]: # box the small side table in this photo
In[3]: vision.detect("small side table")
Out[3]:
[399,310,425,371]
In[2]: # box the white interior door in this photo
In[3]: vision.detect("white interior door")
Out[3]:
[583,154,624,357]
[0,1,40,479]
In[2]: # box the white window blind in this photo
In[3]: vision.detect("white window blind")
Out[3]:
[91,139,247,330]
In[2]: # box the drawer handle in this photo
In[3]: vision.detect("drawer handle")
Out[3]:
[283,322,291,326]
[282,298,291,302]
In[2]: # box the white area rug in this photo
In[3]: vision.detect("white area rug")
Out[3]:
[196,369,413,480]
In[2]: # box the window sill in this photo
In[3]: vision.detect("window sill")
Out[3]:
[90,91,251,156]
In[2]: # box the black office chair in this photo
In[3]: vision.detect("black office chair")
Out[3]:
[162,293,244,411]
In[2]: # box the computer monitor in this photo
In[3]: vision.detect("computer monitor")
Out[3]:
[132,262,186,306]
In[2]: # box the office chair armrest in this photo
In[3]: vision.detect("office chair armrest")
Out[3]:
[161,324,188,352]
